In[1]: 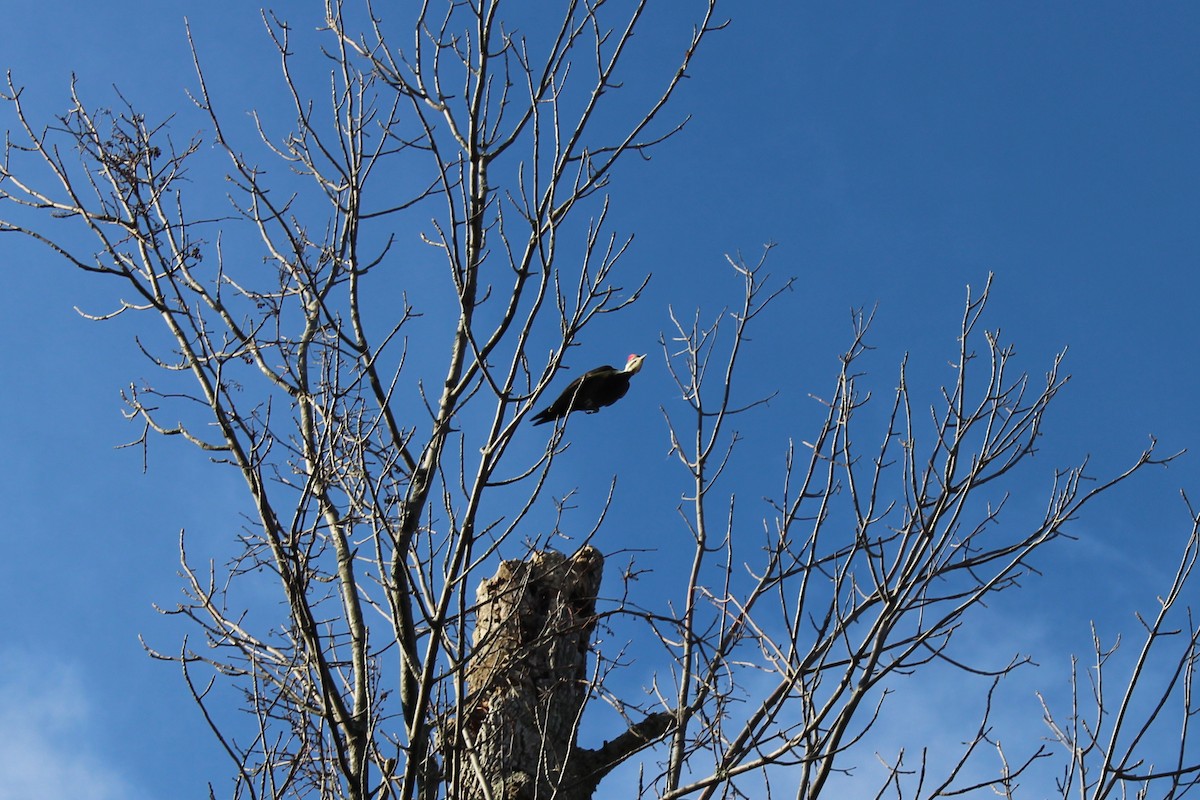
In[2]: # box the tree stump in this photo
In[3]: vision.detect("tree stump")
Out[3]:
[455,546,604,800]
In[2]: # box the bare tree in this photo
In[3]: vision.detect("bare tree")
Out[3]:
[1,2,1197,799]
[653,261,1200,799]
[1037,498,1200,800]
[0,3,722,797]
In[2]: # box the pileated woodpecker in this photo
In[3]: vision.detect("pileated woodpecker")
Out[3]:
[531,353,646,426]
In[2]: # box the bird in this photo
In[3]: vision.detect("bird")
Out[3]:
[530,353,646,426]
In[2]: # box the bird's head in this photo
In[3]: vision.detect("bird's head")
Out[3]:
[624,353,647,374]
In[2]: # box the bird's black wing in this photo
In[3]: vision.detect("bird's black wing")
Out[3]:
[588,372,632,409]
[531,365,617,425]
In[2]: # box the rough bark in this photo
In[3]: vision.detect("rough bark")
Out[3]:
[453,547,605,800]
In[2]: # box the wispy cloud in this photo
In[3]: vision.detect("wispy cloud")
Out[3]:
[0,649,142,800]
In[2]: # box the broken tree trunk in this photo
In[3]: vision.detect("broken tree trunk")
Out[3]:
[453,546,604,800]
[446,545,676,799]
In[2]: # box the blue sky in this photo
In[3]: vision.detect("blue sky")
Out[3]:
[2,2,1198,797]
